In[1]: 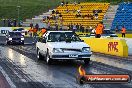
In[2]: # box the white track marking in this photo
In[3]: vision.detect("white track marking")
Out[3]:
[0,66,16,88]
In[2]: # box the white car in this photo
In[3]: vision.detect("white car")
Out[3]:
[36,31,92,65]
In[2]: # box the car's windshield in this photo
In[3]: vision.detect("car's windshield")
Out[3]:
[47,32,81,42]
[9,32,22,37]
[13,28,24,31]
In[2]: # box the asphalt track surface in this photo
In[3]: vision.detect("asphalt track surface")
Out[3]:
[0,71,10,88]
[0,36,132,88]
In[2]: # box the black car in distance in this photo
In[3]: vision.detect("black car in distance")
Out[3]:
[6,31,24,45]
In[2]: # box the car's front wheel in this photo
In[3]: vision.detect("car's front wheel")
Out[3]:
[7,41,10,45]
[46,50,52,65]
[84,58,90,65]
[37,48,43,60]
[22,41,24,45]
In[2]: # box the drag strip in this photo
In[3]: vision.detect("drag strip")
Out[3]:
[8,45,132,72]
[0,46,84,88]
[0,45,132,88]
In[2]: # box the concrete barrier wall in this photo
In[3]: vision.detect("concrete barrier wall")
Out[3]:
[80,37,128,57]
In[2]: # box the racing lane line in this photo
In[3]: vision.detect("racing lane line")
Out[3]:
[0,66,16,88]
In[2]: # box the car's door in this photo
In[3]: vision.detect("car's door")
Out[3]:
[40,37,47,56]
[39,33,49,56]
[36,37,43,50]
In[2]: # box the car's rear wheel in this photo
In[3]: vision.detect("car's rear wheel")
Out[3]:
[46,50,52,65]
[84,58,90,65]
[37,48,43,60]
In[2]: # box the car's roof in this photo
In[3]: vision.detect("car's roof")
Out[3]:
[9,31,22,33]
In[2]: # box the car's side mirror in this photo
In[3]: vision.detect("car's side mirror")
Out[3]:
[65,38,71,43]
[81,40,84,42]
[42,39,46,43]
[38,38,42,42]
